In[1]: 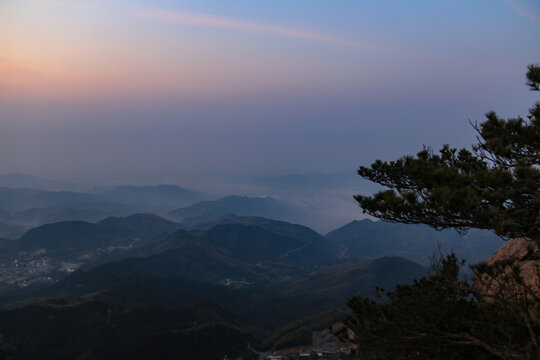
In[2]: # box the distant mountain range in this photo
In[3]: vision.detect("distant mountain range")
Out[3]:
[0,173,368,237]
[0,187,109,212]
[0,213,504,293]
[7,214,184,258]
[0,173,511,359]
[0,183,207,239]
[0,214,432,307]
[11,206,112,225]
[0,214,186,293]
[0,210,506,359]
[0,184,205,214]
[192,214,336,267]
[0,214,428,334]
[167,195,310,227]
[0,173,87,192]
[0,214,333,295]
[94,184,208,210]
[327,219,504,265]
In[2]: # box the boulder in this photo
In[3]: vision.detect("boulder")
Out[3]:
[474,237,539,321]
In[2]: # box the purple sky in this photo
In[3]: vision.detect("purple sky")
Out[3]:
[1,0,539,186]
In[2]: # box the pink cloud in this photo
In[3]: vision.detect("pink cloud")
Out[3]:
[136,9,386,51]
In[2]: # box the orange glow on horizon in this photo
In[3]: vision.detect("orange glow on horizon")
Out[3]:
[0,60,77,75]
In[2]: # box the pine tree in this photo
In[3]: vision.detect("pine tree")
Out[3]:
[355,64,540,245]
[343,253,539,359]
[344,65,540,359]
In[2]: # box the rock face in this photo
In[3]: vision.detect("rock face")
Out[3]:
[487,238,539,265]
[475,237,540,320]
[486,237,539,295]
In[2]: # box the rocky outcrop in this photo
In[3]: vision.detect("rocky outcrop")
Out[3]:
[474,237,540,321]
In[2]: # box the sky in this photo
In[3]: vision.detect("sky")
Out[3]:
[1,0,540,187]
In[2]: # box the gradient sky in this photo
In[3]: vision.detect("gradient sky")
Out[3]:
[1,0,539,186]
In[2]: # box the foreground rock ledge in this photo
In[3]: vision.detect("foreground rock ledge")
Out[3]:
[474,237,540,321]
